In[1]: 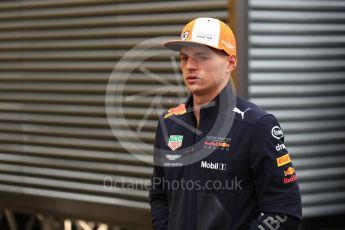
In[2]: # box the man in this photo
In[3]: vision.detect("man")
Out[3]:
[149,17,302,230]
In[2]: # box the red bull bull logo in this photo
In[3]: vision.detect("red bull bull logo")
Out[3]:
[219,142,230,148]
[284,167,295,176]
[164,104,186,119]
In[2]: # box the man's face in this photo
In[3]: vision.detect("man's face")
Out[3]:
[180,45,236,96]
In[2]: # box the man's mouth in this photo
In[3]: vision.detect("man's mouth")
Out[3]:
[185,75,200,84]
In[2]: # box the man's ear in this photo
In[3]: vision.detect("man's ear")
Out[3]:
[226,55,237,73]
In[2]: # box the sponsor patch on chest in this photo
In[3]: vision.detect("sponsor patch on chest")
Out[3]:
[203,136,231,151]
[168,135,183,151]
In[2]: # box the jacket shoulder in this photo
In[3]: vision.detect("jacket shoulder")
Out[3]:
[234,97,270,125]
[162,103,187,119]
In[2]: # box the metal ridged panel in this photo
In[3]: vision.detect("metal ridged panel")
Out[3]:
[249,0,345,218]
[0,0,228,227]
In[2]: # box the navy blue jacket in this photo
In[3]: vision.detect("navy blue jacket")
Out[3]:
[150,83,302,230]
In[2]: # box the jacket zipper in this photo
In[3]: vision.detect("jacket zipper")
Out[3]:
[186,136,194,229]
[187,116,198,230]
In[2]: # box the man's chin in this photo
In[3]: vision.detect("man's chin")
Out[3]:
[186,85,201,94]
[187,86,208,96]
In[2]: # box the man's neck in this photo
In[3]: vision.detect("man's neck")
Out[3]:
[192,80,229,126]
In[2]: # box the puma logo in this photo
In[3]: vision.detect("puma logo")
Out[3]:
[233,107,250,119]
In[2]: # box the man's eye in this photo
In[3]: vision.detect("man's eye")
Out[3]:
[181,56,188,62]
[198,56,208,61]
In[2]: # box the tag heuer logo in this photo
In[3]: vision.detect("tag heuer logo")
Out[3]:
[168,135,183,151]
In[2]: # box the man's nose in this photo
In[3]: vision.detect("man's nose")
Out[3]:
[185,57,197,70]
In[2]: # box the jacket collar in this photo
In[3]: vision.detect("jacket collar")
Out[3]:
[185,81,236,118]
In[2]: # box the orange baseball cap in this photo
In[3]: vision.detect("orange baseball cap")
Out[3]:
[163,17,236,57]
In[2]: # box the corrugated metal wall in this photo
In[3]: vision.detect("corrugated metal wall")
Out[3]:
[0,0,228,227]
[248,0,345,217]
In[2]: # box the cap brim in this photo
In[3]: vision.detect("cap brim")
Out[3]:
[163,40,217,52]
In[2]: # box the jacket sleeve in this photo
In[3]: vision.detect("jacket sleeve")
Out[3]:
[248,214,300,230]
[248,114,302,229]
[149,120,169,230]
